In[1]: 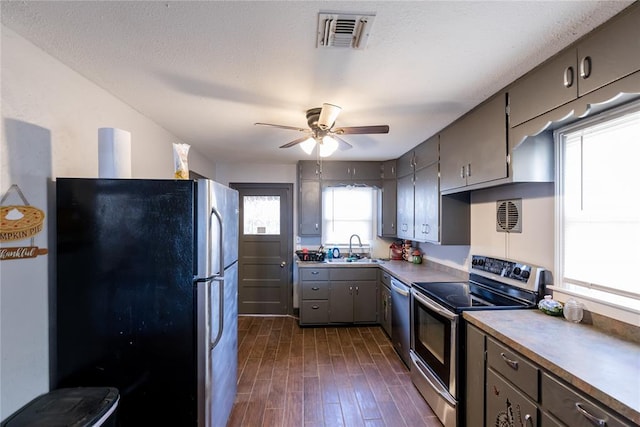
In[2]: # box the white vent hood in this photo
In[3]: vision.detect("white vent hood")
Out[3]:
[317,12,376,50]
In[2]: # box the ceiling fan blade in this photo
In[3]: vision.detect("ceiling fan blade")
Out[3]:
[279,136,311,149]
[333,125,390,135]
[255,122,307,132]
[333,135,353,151]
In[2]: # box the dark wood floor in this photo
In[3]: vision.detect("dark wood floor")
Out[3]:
[228,315,442,427]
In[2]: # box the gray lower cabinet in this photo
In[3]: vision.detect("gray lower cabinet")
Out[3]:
[299,267,377,325]
[468,323,635,427]
[329,267,378,323]
[379,270,392,337]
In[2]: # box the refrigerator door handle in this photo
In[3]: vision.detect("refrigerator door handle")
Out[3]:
[210,206,225,276]
[210,277,225,351]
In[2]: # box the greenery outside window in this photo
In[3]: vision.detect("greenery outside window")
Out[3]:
[554,100,640,315]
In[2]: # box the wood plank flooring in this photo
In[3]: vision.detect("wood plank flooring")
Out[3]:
[228,316,443,427]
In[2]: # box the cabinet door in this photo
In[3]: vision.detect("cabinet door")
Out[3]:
[486,369,538,427]
[466,325,486,427]
[353,281,377,323]
[352,162,382,181]
[439,124,468,192]
[577,3,640,96]
[413,135,439,170]
[381,160,397,180]
[299,160,321,180]
[413,164,439,243]
[320,161,352,180]
[329,282,353,323]
[508,49,578,127]
[397,150,415,178]
[396,174,414,239]
[465,94,509,187]
[378,179,397,237]
[380,285,392,336]
[299,180,321,236]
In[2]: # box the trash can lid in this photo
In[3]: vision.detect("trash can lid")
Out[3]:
[2,387,119,427]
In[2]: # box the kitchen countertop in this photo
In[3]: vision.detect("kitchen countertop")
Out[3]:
[296,259,467,285]
[464,310,640,425]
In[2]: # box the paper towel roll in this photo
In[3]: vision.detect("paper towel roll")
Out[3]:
[98,128,131,178]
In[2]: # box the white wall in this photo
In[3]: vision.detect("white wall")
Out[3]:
[0,26,215,420]
[422,182,554,272]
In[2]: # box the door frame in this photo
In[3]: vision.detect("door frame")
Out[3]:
[229,182,294,315]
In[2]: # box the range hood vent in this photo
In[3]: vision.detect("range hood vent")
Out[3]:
[317,13,376,50]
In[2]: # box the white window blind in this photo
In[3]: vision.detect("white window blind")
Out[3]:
[322,186,374,245]
[556,102,640,306]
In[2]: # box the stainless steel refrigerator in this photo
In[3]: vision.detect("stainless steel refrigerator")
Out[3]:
[55,178,238,427]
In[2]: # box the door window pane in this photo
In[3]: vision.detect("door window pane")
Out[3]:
[243,195,280,235]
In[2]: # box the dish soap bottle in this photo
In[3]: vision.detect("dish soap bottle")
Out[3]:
[563,298,583,323]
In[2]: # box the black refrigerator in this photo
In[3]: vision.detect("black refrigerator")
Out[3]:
[55,178,238,427]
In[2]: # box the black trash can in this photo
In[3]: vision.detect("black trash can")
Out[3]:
[1,387,119,427]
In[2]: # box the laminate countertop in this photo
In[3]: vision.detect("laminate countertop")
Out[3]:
[464,310,640,425]
[297,259,467,285]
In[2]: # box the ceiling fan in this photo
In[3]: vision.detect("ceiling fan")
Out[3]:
[255,103,390,157]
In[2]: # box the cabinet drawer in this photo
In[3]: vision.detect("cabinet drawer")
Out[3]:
[300,300,329,324]
[330,268,377,281]
[486,369,538,427]
[541,373,630,427]
[379,270,392,287]
[301,281,329,300]
[300,268,329,281]
[487,337,539,400]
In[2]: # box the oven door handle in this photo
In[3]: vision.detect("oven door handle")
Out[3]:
[412,289,457,321]
[410,351,457,407]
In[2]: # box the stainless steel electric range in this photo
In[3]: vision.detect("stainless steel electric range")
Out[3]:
[409,255,551,427]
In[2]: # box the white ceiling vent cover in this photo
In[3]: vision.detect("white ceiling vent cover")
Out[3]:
[317,13,376,50]
[496,199,522,233]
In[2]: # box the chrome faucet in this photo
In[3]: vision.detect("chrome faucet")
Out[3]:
[349,234,362,258]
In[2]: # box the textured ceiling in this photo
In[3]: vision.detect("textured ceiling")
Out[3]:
[1,1,633,164]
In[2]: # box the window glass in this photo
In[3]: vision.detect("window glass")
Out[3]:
[322,186,374,245]
[556,102,640,305]
[243,195,280,235]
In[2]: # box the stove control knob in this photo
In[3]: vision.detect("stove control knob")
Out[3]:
[513,267,522,276]
[521,270,530,279]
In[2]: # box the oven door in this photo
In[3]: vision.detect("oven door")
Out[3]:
[411,287,458,394]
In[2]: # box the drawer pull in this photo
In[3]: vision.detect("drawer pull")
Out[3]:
[311,305,320,310]
[500,352,519,370]
[311,271,319,275]
[311,286,320,291]
[575,402,606,426]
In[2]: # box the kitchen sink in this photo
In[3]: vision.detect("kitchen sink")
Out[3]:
[326,258,383,264]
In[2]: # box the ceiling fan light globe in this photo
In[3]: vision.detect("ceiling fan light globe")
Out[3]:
[300,137,316,155]
[318,103,342,130]
[319,135,338,157]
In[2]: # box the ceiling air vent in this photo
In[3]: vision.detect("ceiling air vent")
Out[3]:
[317,12,376,50]
[496,199,522,233]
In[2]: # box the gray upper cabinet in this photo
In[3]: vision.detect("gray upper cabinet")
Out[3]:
[396,173,414,240]
[320,161,382,182]
[299,180,321,236]
[440,93,508,192]
[396,150,415,178]
[299,160,321,180]
[378,160,397,238]
[413,136,439,171]
[413,164,439,243]
[509,3,640,127]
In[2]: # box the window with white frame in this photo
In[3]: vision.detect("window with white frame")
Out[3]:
[322,186,375,247]
[555,101,640,312]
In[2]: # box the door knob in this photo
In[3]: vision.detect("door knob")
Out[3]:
[280,261,286,268]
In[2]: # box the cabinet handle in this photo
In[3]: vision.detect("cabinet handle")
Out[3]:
[311,271,319,275]
[311,286,320,290]
[524,414,534,427]
[575,403,606,426]
[349,286,353,295]
[315,223,319,230]
[563,66,574,88]
[355,286,359,295]
[460,166,466,179]
[580,56,592,79]
[311,304,320,310]
[352,167,356,176]
[500,352,519,370]
[467,163,472,177]
[425,224,431,235]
